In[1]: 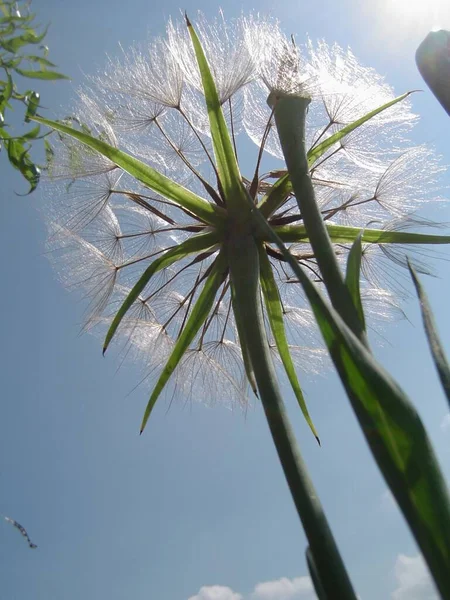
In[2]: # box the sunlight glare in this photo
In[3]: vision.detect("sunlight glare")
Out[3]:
[374,0,450,44]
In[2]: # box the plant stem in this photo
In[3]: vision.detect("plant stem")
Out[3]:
[227,232,357,600]
[268,93,367,345]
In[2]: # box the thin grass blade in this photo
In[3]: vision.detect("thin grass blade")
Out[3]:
[409,262,450,408]
[247,204,450,598]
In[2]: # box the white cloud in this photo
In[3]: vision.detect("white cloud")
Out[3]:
[188,585,243,600]
[188,576,315,600]
[252,576,314,600]
[392,554,438,600]
[440,413,450,433]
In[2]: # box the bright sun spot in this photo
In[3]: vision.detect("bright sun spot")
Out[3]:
[373,0,450,44]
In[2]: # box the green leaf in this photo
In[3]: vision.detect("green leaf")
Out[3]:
[0,20,15,35]
[0,70,13,111]
[247,205,450,598]
[409,263,450,409]
[186,15,249,217]
[140,250,228,433]
[23,55,57,68]
[21,124,40,139]
[258,243,319,443]
[1,24,48,53]
[14,67,69,80]
[31,115,224,227]
[307,92,412,166]
[273,222,450,246]
[2,56,22,69]
[4,134,40,193]
[103,231,221,353]
[345,233,366,332]
[24,90,39,122]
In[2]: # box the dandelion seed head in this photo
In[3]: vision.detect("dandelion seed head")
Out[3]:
[42,12,448,413]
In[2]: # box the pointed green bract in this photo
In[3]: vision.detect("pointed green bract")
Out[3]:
[273,223,450,245]
[140,250,228,433]
[259,173,292,218]
[103,231,221,353]
[307,92,412,166]
[259,92,412,218]
[258,244,319,443]
[31,115,224,227]
[186,16,249,218]
[229,281,258,396]
[247,204,450,598]
[345,233,366,332]
[409,263,450,409]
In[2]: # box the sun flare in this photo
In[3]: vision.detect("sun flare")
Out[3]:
[375,0,450,42]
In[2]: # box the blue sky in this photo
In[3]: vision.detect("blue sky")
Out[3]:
[1,1,450,599]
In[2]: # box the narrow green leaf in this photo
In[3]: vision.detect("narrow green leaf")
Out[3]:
[273,222,450,246]
[0,70,12,111]
[186,16,249,216]
[1,24,48,53]
[24,90,39,122]
[345,233,366,332]
[14,67,69,80]
[2,56,21,69]
[258,243,319,443]
[31,115,224,227]
[409,262,450,409]
[23,55,57,68]
[4,135,40,193]
[247,205,450,598]
[103,231,220,353]
[308,92,412,166]
[140,250,228,433]
[21,124,40,139]
[0,21,15,35]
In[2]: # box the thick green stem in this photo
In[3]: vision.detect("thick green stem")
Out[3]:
[227,232,357,600]
[268,93,366,345]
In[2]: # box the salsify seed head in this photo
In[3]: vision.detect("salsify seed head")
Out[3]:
[42,12,447,418]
